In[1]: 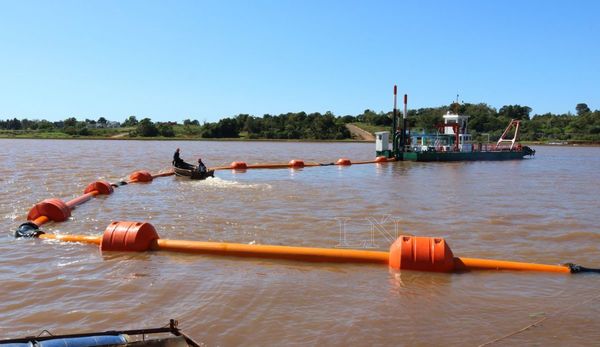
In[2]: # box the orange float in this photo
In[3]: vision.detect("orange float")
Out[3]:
[230,161,248,170]
[336,158,352,166]
[84,180,114,195]
[388,235,455,272]
[288,159,305,168]
[27,198,71,223]
[129,170,153,183]
[101,221,159,252]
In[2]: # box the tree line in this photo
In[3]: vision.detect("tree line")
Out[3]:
[402,102,600,142]
[1,102,599,142]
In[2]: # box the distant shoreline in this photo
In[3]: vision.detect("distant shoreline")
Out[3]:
[0,134,372,143]
[1,135,599,146]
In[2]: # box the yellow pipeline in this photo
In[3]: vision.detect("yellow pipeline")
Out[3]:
[353,159,396,165]
[152,171,175,178]
[455,257,571,274]
[32,216,50,227]
[211,157,396,171]
[39,233,101,245]
[36,229,578,274]
[152,239,390,264]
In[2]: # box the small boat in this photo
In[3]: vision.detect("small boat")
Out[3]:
[0,319,201,347]
[173,164,214,180]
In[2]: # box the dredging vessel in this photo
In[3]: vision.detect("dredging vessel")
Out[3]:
[375,87,535,161]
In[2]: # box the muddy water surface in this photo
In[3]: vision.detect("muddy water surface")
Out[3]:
[1,139,599,345]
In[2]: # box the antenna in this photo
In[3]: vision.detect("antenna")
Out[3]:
[393,85,397,111]
[453,93,460,113]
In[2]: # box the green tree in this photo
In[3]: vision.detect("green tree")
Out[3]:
[136,118,159,137]
[211,118,240,138]
[576,103,590,116]
[37,120,55,130]
[498,105,532,120]
[64,117,77,128]
[122,115,138,127]
[157,123,175,137]
[413,108,443,132]
[183,119,200,126]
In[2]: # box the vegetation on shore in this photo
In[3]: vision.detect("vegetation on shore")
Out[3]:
[1,102,599,143]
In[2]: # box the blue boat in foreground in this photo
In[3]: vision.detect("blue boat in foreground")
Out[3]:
[0,320,200,347]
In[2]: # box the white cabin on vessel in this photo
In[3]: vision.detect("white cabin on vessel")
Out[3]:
[443,112,472,152]
[375,131,389,152]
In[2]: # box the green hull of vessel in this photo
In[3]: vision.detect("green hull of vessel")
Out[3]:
[402,151,526,162]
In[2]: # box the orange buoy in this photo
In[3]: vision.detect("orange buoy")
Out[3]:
[336,158,352,166]
[289,159,304,168]
[27,198,71,223]
[84,180,114,195]
[230,161,248,170]
[100,221,159,252]
[388,235,455,272]
[375,156,389,163]
[129,170,153,183]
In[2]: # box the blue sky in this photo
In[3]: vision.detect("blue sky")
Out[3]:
[1,0,598,123]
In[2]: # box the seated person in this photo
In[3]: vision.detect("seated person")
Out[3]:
[173,148,184,167]
[173,148,196,169]
[197,158,207,173]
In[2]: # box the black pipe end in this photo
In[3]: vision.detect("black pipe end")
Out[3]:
[565,263,600,274]
[15,222,44,238]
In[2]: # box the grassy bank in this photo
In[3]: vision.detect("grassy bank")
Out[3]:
[3,128,599,146]
[0,129,368,142]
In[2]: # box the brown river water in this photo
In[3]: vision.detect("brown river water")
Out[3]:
[1,139,600,346]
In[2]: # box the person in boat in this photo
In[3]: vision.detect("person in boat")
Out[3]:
[173,148,184,167]
[197,158,207,173]
[173,148,195,169]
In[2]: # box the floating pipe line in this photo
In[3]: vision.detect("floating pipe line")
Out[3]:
[15,156,394,237]
[211,156,395,171]
[15,180,115,237]
[21,221,599,274]
[15,167,178,237]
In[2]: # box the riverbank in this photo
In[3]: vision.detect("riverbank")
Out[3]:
[0,132,371,143]
[3,132,599,146]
